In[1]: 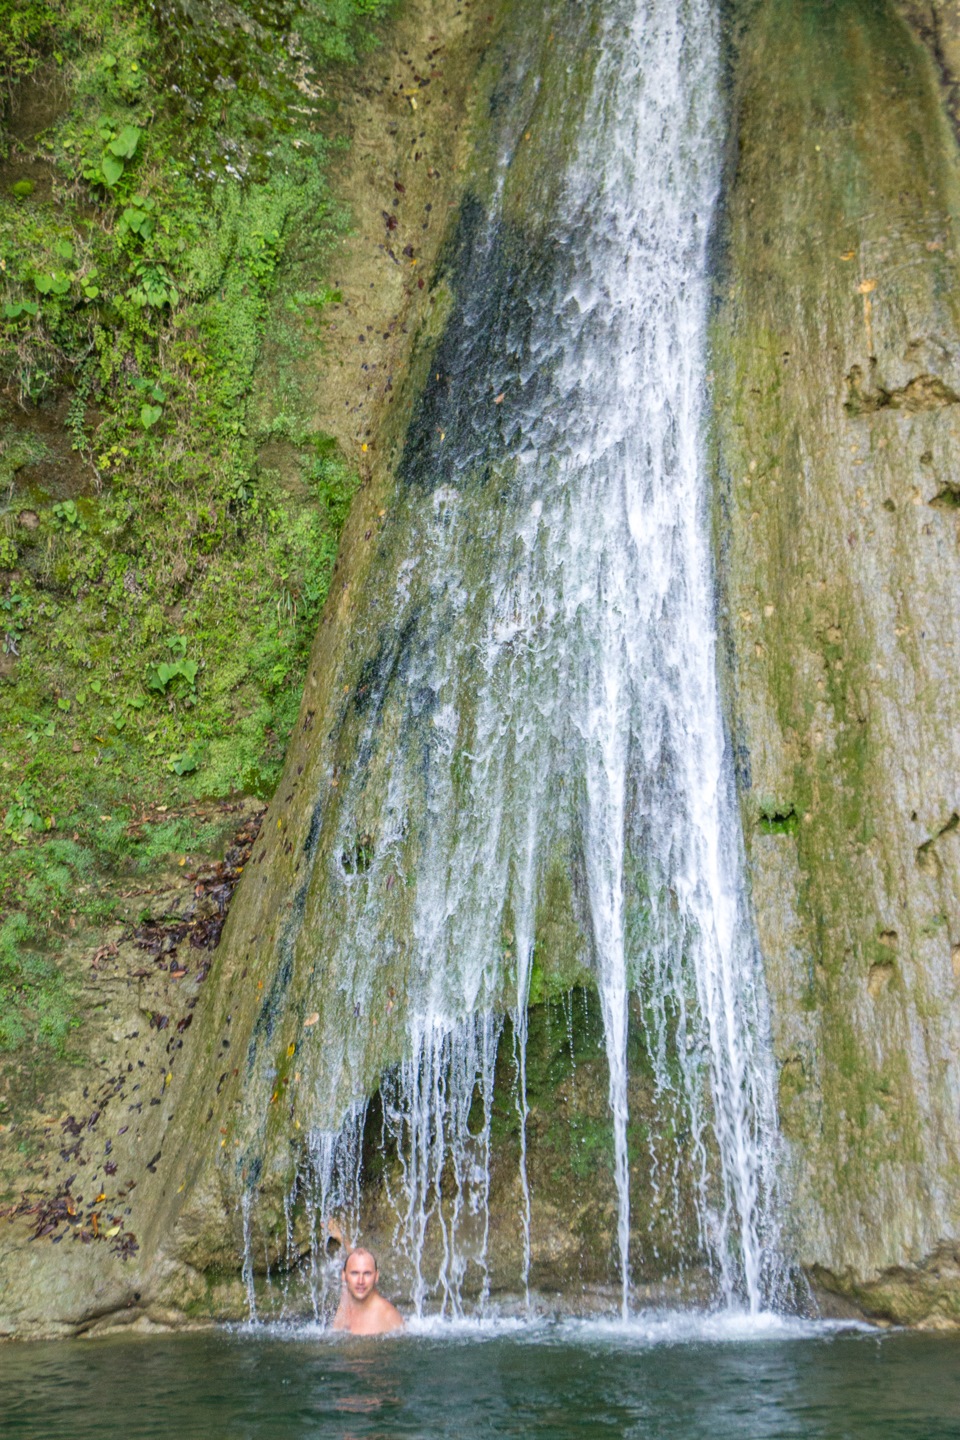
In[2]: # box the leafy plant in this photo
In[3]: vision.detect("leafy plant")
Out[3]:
[51,499,86,531]
[3,299,38,320]
[167,742,204,775]
[3,787,51,841]
[146,656,199,698]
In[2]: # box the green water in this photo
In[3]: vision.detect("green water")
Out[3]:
[2,1318,959,1438]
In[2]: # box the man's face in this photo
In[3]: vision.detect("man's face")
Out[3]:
[343,1252,378,1303]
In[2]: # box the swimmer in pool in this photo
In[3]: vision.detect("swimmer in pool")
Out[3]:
[332,1246,405,1335]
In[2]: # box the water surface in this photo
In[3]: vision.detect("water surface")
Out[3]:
[3,1316,960,1439]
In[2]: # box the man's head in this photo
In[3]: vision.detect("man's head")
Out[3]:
[342,1247,379,1304]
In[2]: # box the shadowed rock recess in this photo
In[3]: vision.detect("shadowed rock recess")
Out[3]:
[6,0,960,1338]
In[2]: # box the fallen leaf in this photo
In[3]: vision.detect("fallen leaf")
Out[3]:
[304,1012,319,1027]
[857,278,877,294]
[286,1042,296,1058]
[493,392,505,404]
[91,943,118,970]
[839,249,855,261]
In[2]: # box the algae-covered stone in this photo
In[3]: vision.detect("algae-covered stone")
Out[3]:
[714,0,960,1322]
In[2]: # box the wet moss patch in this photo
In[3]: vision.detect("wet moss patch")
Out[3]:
[0,0,396,1062]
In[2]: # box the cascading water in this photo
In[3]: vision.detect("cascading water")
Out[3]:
[246,0,787,1320]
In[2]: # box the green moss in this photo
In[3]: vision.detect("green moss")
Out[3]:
[529,851,591,1002]
[758,804,798,836]
[712,0,957,1236]
[0,0,397,1056]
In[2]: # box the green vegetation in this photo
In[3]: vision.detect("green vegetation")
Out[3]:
[0,0,394,1055]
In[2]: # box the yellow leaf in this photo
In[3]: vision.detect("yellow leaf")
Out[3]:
[839,250,855,261]
[857,278,877,294]
[104,1225,121,1238]
[286,1042,296,1058]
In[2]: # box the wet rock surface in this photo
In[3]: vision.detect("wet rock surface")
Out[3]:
[0,0,511,1338]
[0,799,263,1338]
[715,0,960,1324]
[10,0,960,1338]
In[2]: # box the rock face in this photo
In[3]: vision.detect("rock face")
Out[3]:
[162,0,729,1319]
[0,0,513,1339]
[895,1,960,138]
[9,0,960,1337]
[714,0,960,1323]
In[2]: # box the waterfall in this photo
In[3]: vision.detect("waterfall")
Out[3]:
[257,0,785,1319]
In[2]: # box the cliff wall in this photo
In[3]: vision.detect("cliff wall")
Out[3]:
[715,0,960,1323]
[7,0,960,1336]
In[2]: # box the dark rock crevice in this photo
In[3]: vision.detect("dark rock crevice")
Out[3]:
[845,364,960,415]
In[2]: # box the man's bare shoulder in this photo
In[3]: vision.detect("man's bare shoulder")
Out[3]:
[372,1294,404,1332]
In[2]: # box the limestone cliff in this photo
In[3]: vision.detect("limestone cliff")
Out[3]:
[8,0,960,1338]
[715,0,960,1323]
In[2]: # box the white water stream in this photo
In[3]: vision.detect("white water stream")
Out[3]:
[271,0,785,1319]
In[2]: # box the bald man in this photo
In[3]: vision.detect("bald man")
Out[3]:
[332,1247,404,1335]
